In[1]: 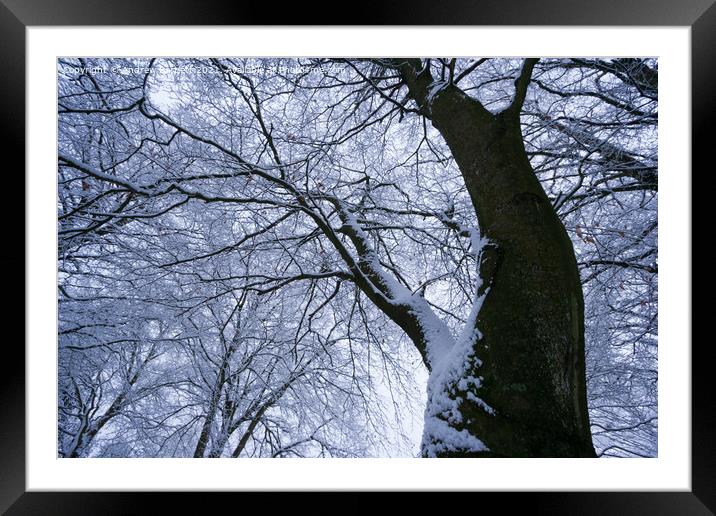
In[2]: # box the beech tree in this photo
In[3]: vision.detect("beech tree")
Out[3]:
[58,57,657,457]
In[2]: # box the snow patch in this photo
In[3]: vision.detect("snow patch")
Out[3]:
[341,199,495,456]
[425,80,449,105]
[422,417,488,457]
[421,227,497,457]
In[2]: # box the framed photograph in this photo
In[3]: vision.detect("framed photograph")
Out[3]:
[3,0,708,513]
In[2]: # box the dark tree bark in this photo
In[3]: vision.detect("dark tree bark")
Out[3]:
[394,59,595,457]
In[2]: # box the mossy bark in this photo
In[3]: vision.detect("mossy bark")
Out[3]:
[399,63,595,457]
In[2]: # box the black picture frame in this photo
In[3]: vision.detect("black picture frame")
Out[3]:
[2,1,708,513]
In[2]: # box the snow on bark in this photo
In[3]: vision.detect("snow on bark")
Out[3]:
[339,199,495,455]
[340,203,454,365]
[420,224,496,457]
[425,79,449,106]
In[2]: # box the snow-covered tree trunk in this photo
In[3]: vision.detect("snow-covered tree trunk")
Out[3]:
[394,59,595,457]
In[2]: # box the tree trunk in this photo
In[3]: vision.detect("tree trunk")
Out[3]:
[398,61,595,457]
